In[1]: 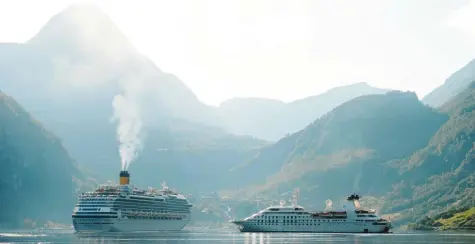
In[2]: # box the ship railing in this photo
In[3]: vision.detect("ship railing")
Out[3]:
[355,209,376,214]
[310,211,348,218]
[160,189,179,195]
[122,210,185,218]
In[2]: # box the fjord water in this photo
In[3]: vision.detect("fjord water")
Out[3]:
[2,230,475,244]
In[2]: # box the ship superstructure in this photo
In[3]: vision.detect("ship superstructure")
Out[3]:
[72,171,192,232]
[230,191,391,233]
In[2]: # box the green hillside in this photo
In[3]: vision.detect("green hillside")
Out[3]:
[0,91,94,228]
[383,82,475,225]
[222,84,475,226]
[226,91,448,211]
[407,206,475,230]
[220,82,475,227]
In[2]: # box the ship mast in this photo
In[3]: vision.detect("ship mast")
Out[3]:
[291,188,300,207]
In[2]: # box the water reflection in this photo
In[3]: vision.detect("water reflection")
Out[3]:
[2,230,475,243]
[75,231,245,244]
[240,232,365,244]
[71,232,475,244]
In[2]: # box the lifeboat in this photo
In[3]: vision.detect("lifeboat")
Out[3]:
[333,211,347,216]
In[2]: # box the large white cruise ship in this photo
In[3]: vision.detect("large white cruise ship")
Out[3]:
[72,171,192,232]
[230,191,391,233]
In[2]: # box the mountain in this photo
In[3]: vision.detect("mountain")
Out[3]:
[0,5,393,160]
[423,59,475,108]
[216,82,391,141]
[0,4,267,196]
[224,91,447,211]
[216,98,286,140]
[81,117,268,194]
[2,4,389,226]
[224,82,475,227]
[0,4,209,125]
[382,81,475,225]
[2,3,475,229]
[27,4,135,59]
[226,82,475,225]
[0,91,93,228]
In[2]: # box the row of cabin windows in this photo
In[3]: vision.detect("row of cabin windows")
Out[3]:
[257,214,376,219]
[357,215,377,217]
[76,204,112,207]
[77,203,189,209]
[252,219,346,223]
[74,220,113,224]
[255,215,329,219]
[125,216,183,220]
[80,198,185,204]
[268,208,303,211]
[247,219,358,226]
[76,205,189,212]
[79,201,113,204]
[80,198,113,201]
[118,209,189,214]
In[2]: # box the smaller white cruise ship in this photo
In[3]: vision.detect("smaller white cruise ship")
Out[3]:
[230,191,391,233]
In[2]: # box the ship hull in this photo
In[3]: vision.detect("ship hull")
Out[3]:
[232,221,390,233]
[73,218,190,233]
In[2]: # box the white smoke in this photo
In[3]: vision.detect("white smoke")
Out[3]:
[112,78,144,170]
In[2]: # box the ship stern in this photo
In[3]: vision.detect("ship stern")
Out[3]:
[372,218,392,233]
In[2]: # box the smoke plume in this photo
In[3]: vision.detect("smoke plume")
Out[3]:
[112,78,143,170]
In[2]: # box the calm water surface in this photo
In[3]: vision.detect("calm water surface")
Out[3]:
[1,230,475,244]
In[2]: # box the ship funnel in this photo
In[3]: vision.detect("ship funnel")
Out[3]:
[347,193,361,209]
[119,170,130,185]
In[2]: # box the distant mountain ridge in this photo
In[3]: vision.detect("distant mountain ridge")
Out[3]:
[224,91,447,203]
[423,59,475,108]
[216,82,391,141]
[226,82,475,225]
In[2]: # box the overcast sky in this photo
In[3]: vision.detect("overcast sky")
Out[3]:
[1,0,474,105]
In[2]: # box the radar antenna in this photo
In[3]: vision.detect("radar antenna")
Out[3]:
[325,199,333,211]
[161,181,168,190]
[254,199,261,210]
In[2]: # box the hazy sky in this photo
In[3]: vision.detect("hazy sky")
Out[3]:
[1,0,475,105]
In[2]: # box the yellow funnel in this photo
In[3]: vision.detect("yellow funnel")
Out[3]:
[119,170,130,185]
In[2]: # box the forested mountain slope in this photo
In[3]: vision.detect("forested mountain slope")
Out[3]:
[226,91,447,212]
[0,91,93,228]
[383,81,475,225]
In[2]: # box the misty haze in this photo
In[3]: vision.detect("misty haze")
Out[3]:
[1,1,475,243]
